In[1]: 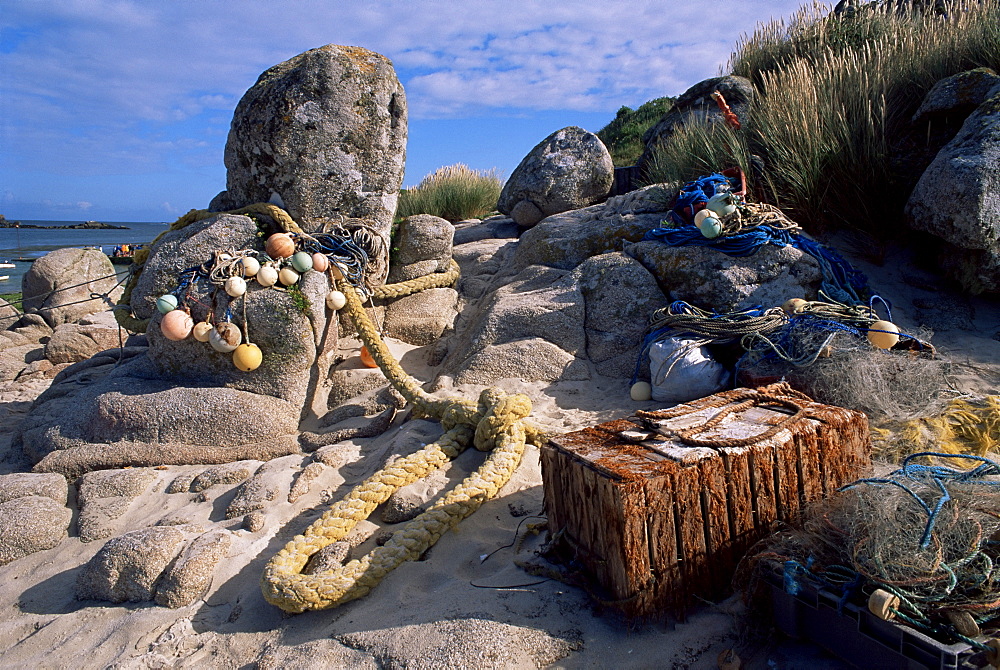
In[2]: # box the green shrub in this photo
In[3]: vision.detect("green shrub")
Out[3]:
[596,97,674,166]
[396,164,503,222]
[644,0,1000,233]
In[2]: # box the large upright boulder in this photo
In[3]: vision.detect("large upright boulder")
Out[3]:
[210,45,407,238]
[497,127,613,228]
[906,91,1000,293]
[21,248,119,327]
[637,75,753,174]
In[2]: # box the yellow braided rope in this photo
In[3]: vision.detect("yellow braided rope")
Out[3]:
[372,259,461,300]
[260,277,540,613]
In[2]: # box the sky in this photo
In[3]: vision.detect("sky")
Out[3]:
[0,0,811,222]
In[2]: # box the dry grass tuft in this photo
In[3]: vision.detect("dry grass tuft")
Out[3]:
[396,164,503,222]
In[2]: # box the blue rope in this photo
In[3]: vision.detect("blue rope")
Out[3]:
[642,223,869,305]
[840,453,1000,549]
[669,173,740,226]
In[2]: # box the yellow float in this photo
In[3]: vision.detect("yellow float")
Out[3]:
[867,320,900,349]
[233,343,263,371]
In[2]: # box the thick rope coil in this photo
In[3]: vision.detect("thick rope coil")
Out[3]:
[261,276,542,613]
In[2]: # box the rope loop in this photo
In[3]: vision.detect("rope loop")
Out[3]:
[474,388,533,452]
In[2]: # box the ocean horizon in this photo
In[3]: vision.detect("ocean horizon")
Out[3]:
[0,219,170,292]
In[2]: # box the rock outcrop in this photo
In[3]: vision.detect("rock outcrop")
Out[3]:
[498,126,614,227]
[637,75,753,173]
[627,240,824,312]
[0,494,72,566]
[911,67,1000,123]
[132,212,332,407]
[906,89,1000,293]
[210,44,407,238]
[21,248,120,327]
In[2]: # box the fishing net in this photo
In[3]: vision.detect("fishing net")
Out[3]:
[739,319,950,423]
[747,453,1000,645]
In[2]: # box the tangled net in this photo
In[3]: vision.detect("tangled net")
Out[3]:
[747,453,1000,648]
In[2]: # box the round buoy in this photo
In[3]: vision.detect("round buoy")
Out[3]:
[359,345,378,368]
[630,381,652,401]
[697,216,723,239]
[256,265,278,287]
[325,290,346,310]
[868,589,899,621]
[706,192,737,217]
[233,343,263,371]
[867,320,900,349]
[192,321,213,342]
[278,267,300,286]
[984,638,1000,667]
[311,253,330,273]
[209,322,242,353]
[265,233,295,259]
[225,276,247,297]
[782,298,808,313]
[240,257,261,277]
[156,294,178,314]
[291,251,313,273]
[161,309,193,341]
[945,610,980,638]
[693,208,715,226]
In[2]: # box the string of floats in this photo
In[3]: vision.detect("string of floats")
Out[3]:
[154,220,385,372]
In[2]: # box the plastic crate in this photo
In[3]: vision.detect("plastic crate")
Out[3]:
[762,563,992,670]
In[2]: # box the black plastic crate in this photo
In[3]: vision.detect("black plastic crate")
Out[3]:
[762,563,993,670]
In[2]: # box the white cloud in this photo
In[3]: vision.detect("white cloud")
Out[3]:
[0,0,815,215]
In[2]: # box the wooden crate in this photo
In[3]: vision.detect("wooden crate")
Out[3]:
[540,382,871,617]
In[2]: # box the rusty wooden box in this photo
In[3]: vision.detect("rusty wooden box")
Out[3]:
[540,383,871,617]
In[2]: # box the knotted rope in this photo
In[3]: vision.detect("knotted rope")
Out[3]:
[260,272,543,613]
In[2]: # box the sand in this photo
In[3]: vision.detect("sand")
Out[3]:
[0,238,997,669]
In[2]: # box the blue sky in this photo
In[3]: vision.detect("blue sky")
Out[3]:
[1,0,810,222]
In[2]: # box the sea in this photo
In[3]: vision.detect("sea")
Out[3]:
[0,220,170,292]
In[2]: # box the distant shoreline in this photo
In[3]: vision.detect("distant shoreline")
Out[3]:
[0,221,129,230]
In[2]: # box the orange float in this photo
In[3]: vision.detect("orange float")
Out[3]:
[359,345,378,368]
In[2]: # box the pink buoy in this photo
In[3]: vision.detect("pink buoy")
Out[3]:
[312,253,330,273]
[161,309,194,341]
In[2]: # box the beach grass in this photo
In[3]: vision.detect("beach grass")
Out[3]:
[643,0,1000,234]
[397,164,503,222]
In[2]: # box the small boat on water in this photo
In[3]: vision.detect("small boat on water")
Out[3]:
[0,276,8,281]
[0,262,14,269]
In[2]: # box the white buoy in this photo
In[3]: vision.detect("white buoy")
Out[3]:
[192,321,213,342]
[278,267,300,286]
[256,265,278,287]
[240,257,261,277]
[630,381,653,401]
[225,276,247,297]
[325,290,346,310]
[707,192,737,217]
[783,298,808,313]
[209,322,242,353]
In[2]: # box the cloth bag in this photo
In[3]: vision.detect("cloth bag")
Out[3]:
[649,336,730,403]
